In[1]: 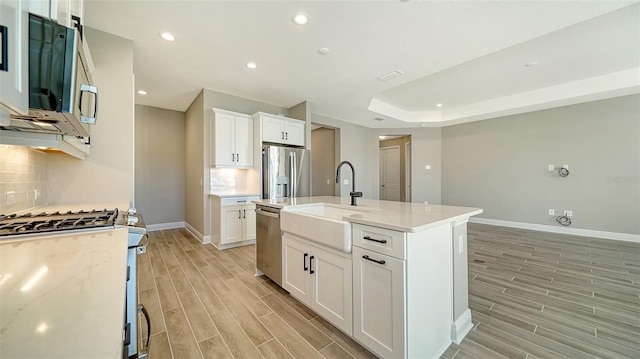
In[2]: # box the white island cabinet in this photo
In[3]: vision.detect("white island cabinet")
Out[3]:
[255,196,482,359]
[282,233,353,334]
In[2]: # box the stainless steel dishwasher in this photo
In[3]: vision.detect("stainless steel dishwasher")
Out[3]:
[256,204,282,286]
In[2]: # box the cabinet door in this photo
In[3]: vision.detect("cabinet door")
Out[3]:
[353,246,406,358]
[0,0,28,121]
[262,116,284,143]
[221,207,243,245]
[234,116,253,167]
[310,245,353,335]
[212,112,235,166]
[242,205,256,240]
[284,119,305,147]
[282,235,310,302]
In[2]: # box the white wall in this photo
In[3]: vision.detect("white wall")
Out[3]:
[46,28,134,206]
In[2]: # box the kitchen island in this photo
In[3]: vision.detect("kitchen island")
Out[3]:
[253,196,482,359]
[0,228,129,358]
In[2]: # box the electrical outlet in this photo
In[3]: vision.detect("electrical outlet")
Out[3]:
[458,235,464,254]
[425,165,431,170]
[562,164,569,170]
[343,179,349,185]
[564,210,573,217]
[34,189,41,200]
[424,201,428,205]
[548,165,555,171]
[326,179,330,185]
[548,209,555,216]
[6,191,16,204]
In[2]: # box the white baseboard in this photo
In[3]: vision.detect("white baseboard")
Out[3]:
[470,217,640,243]
[146,221,185,231]
[451,309,473,345]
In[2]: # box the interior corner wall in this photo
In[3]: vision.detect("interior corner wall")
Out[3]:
[312,114,377,199]
[185,91,205,237]
[441,94,640,235]
[135,105,185,225]
[46,28,134,205]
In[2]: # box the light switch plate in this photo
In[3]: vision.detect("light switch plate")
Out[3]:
[6,191,16,204]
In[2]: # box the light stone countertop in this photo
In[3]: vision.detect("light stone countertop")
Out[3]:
[0,228,129,358]
[253,196,483,233]
[209,192,260,198]
[14,202,131,215]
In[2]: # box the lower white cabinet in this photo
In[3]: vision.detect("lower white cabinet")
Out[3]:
[282,233,353,334]
[211,195,258,249]
[352,246,406,358]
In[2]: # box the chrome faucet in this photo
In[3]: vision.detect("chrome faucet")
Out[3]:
[336,160,363,206]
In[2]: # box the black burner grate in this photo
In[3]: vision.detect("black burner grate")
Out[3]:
[0,209,118,236]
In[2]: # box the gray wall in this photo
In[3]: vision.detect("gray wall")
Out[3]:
[442,94,640,235]
[46,28,134,205]
[135,105,185,225]
[311,127,336,196]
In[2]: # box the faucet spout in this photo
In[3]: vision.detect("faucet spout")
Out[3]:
[336,161,363,205]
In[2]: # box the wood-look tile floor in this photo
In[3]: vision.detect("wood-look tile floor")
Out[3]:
[138,225,639,359]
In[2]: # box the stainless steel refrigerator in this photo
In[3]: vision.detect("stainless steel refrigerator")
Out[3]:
[262,145,311,199]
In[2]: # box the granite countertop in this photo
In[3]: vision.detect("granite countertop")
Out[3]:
[0,228,129,358]
[253,196,483,233]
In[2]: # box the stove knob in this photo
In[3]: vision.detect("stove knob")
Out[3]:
[127,216,139,225]
[128,207,137,214]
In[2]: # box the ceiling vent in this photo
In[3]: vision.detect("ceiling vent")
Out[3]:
[376,69,403,81]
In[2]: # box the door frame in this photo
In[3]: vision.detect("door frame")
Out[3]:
[405,141,411,202]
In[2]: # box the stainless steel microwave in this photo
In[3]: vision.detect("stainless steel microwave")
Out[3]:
[6,13,97,138]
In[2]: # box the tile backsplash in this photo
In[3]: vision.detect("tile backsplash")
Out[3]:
[210,168,259,194]
[0,145,47,214]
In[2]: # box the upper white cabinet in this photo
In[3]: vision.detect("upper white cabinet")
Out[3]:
[0,0,29,123]
[27,0,84,29]
[255,112,305,147]
[210,108,253,168]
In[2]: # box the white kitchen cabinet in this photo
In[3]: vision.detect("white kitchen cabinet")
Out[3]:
[27,0,84,29]
[282,233,353,334]
[0,0,29,123]
[352,223,453,359]
[211,109,253,168]
[256,112,305,147]
[353,246,406,358]
[211,195,259,249]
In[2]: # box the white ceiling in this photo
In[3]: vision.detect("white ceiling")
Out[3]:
[84,0,640,128]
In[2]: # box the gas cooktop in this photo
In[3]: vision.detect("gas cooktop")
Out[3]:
[0,209,118,237]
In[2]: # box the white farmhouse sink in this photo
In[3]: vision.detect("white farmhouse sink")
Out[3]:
[280,204,375,253]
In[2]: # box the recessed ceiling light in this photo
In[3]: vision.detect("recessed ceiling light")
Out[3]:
[525,61,538,67]
[246,62,257,69]
[160,32,175,42]
[292,13,308,25]
[137,90,147,95]
[436,103,443,107]
[318,47,330,55]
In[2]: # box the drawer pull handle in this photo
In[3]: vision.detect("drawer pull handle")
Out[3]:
[310,255,315,274]
[363,255,386,265]
[363,236,387,244]
[303,253,308,271]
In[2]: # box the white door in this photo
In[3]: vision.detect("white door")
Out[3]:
[242,206,256,240]
[262,116,284,143]
[234,116,253,166]
[353,246,406,358]
[282,235,310,302]
[310,246,353,335]
[221,207,243,244]
[213,113,235,166]
[405,142,411,202]
[380,146,401,201]
[284,119,305,146]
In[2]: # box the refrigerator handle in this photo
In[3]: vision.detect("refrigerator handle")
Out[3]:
[290,151,297,198]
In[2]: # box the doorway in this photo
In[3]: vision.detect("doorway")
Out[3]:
[311,125,338,196]
[379,135,411,202]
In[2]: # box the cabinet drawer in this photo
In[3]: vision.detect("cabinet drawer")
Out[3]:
[352,224,406,260]
[221,196,259,206]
